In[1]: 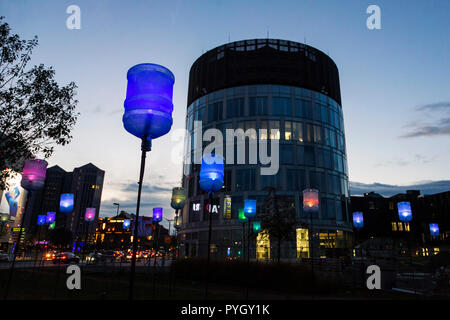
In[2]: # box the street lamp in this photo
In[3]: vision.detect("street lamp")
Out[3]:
[60,193,74,213]
[4,158,47,300]
[32,215,47,274]
[303,188,319,297]
[123,63,174,300]
[123,219,131,230]
[113,202,120,216]
[171,187,186,259]
[244,199,257,263]
[238,208,247,259]
[429,223,439,237]
[353,212,364,229]
[84,208,96,257]
[199,153,224,299]
[397,202,412,223]
[46,212,56,225]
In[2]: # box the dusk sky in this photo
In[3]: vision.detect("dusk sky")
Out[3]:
[1,0,449,227]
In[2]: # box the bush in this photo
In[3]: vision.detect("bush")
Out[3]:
[171,259,344,294]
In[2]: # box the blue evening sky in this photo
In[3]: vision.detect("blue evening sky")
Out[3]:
[1,0,449,223]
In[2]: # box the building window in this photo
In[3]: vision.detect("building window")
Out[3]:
[305,124,313,142]
[226,98,245,118]
[296,99,313,119]
[249,97,268,115]
[285,121,303,142]
[260,120,280,140]
[272,97,291,116]
[207,101,223,122]
[313,125,322,144]
[391,222,397,231]
[235,169,256,191]
[280,145,294,164]
[260,171,282,190]
[304,146,315,166]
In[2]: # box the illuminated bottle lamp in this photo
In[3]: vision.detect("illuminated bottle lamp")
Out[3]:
[123,219,131,230]
[199,154,224,193]
[238,209,247,223]
[429,223,439,237]
[21,159,48,191]
[46,212,56,224]
[153,207,163,223]
[174,215,182,230]
[352,212,364,229]
[60,193,74,213]
[123,63,174,140]
[1,213,9,223]
[253,221,262,233]
[244,199,257,220]
[37,215,46,226]
[397,202,412,223]
[303,189,319,212]
[171,187,186,210]
[48,221,55,230]
[123,63,175,300]
[85,208,96,222]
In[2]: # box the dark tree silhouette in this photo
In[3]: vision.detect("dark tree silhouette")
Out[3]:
[260,187,297,263]
[0,16,79,190]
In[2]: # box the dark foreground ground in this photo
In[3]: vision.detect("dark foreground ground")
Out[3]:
[0,266,444,300]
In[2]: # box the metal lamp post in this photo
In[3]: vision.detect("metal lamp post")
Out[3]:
[113,202,120,216]
[170,187,186,259]
[238,208,247,260]
[151,207,163,298]
[303,188,319,296]
[84,208,96,258]
[4,158,48,300]
[123,63,175,300]
[352,211,364,256]
[244,199,257,264]
[32,215,47,275]
[243,199,256,299]
[199,153,224,299]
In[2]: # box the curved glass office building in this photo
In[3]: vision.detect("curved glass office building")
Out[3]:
[179,39,352,260]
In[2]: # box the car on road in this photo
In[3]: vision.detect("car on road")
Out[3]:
[43,250,58,261]
[85,252,105,264]
[52,252,80,264]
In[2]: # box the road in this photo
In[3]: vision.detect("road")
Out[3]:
[0,258,173,271]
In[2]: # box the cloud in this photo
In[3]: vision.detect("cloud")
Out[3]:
[401,101,450,138]
[349,180,450,197]
[374,154,437,167]
[418,101,450,111]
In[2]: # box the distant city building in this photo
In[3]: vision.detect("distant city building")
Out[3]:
[22,163,105,244]
[350,190,449,257]
[95,211,168,250]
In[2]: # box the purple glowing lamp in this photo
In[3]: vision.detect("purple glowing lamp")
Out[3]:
[353,212,364,229]
[123,63,175,140]
[85,208,96,222]
[21,159,48,191]
[45,212,56,224]
[153,207,163,223]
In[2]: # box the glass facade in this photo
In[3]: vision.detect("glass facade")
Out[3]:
[181,83,351,259]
